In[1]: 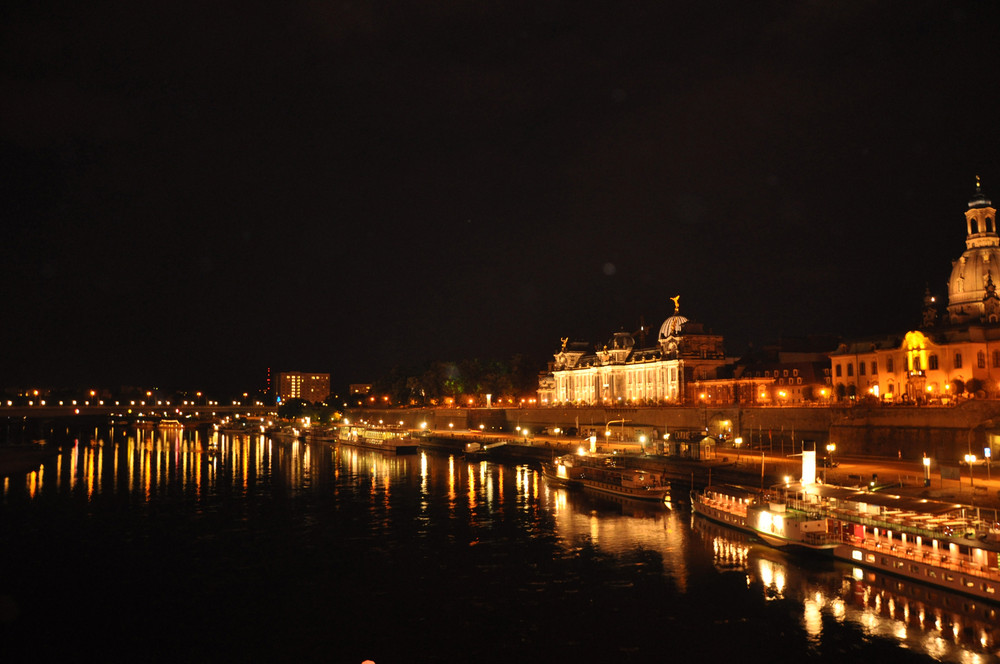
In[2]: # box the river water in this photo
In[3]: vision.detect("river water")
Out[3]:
[0,426,997,663]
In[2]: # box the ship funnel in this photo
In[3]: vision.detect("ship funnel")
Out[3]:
[801,442,817,484]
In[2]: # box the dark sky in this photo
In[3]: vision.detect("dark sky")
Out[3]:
[4,1,1000,394]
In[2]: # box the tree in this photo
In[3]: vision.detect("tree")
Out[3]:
[277,398,309,419]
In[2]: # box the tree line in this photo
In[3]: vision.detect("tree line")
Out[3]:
[364,355,540,407]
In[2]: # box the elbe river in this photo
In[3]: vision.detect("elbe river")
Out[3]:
[0,426,997,663]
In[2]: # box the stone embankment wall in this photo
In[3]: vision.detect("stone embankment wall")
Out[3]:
[827,399,1000,460]
[348,400,1000,460]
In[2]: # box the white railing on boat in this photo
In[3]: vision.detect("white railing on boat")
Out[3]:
[845,535,1000,583]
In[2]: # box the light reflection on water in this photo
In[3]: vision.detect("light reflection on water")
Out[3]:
[690,516,1000,663]
[2,430,998,662]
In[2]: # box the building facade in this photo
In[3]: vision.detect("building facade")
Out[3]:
[278,371,331,404]
[539,299,728,406]
[830,179,1000,401]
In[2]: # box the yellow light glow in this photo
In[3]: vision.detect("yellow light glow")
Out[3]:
[758,511,772,531]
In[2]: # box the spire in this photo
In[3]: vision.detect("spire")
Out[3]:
[921,285,938,328]
[970,175,991,208]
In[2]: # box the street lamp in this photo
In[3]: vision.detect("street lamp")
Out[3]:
[922,454,931,487]
[965,454,977,488]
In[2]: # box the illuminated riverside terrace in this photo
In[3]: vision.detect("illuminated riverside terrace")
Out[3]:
[1,427,998,663]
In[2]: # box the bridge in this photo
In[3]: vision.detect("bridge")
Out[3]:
[0,404,276,419]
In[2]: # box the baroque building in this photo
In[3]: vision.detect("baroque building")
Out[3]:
[538,298,728,406]
[830,179,1000,401]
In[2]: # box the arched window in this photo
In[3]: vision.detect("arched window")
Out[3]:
[979,351,987,368]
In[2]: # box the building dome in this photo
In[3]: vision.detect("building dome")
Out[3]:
[609,330,635,350]
[658,294,688,339]
[947,178,1000,323]
[658,314,688,339]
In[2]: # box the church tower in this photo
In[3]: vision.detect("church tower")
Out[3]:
[946,177,1000,324]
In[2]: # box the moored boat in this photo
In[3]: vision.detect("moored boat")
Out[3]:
[337,423,419,455]
[690,484,837,552]
[691,474,1000,603]
[542,453,669,502]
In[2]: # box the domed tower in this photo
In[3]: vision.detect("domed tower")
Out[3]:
[947,177,1000,324]
[658,294,689,357]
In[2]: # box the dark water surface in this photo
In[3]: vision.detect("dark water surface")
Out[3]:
[1,428,997,663]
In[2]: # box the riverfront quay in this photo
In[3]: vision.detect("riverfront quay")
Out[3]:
[348,400,1000,461]
[348,402,1000,510]
[418,429,1000,514]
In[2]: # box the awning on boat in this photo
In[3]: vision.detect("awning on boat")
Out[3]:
[784,482,964,516]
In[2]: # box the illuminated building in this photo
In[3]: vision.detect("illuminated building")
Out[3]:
[831,178,1000,401]
[277,371,330,404]
[705,338,834,405]
[539,298,727,405]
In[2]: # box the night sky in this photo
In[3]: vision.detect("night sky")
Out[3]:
[4,1,1000,394]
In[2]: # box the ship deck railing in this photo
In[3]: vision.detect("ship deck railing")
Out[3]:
[841,534,1000,582]
[697,496,747,518]
[783,497,979,542]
